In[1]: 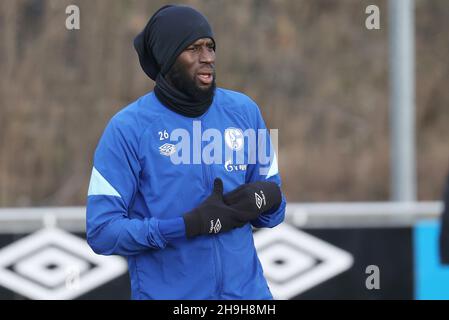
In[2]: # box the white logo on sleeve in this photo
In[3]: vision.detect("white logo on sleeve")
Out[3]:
[159,143,176,157]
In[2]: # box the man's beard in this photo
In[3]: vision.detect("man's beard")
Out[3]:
[166,62,216,101]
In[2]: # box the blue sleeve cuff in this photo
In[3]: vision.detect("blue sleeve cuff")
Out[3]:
[158,218,186,242]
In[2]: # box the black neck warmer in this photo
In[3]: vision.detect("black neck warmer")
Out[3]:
[154,73,214,118]
[133,5,216,118]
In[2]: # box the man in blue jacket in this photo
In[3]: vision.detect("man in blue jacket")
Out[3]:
[86,5,286,300]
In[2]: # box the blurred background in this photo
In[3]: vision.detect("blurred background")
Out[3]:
[0,0,448,300]
[1,0,448,206]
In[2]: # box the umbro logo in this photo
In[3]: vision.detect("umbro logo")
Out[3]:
[254,224,354,300]
[209,219,222,234]
[255,191,266,209]
[0,228,127,300]
[159,143,176,157]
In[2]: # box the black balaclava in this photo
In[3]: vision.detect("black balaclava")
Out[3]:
[134,5,216,118]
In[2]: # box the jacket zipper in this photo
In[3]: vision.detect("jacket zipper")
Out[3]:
[201,122,223,297]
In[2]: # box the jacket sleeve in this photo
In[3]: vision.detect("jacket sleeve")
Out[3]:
[245,102,286,229]
[86,117,183,256]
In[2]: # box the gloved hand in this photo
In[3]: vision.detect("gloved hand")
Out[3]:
[223,181,282,215]
[183,178,262,238]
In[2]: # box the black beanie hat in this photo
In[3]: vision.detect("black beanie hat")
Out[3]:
[134,5,216,81]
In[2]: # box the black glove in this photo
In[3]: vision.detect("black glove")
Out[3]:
[223,181,282,215]
[183,178,262,238]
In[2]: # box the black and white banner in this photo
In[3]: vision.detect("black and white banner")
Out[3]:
[0,223,416,300]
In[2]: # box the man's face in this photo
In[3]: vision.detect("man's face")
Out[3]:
[166,38,216,100]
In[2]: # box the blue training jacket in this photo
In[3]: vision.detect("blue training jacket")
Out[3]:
[86,88,286,300]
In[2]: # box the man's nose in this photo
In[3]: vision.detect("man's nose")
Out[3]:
[200,47,215,64]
